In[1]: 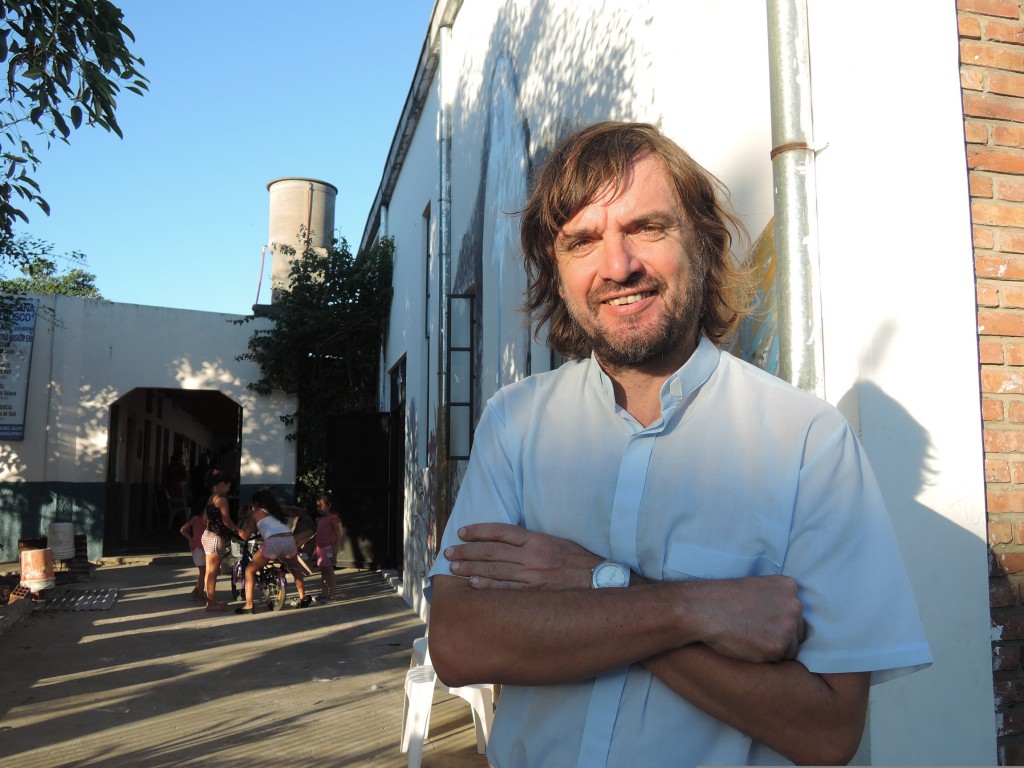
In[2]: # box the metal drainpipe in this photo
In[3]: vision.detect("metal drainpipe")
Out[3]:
[766,0,824,398]
[437,25,453,527]
[378,203,389,411]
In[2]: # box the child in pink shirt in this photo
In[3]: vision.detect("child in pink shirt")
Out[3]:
[314,492,343,604]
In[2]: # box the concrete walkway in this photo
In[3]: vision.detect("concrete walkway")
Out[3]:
[0,555,490,767]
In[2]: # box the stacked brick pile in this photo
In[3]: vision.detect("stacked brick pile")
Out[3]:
[960,0,1024,763]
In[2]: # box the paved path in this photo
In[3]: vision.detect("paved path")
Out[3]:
[0,556,489,767]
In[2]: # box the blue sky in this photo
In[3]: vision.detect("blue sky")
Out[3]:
[11,0,435,315]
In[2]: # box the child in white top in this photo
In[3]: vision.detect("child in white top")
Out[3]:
[179,508,207,601]
[235,488,311,614]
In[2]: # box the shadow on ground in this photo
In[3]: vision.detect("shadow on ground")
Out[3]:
[0,559,488,767]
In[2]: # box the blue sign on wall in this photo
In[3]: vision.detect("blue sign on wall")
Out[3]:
[0,297,39,441]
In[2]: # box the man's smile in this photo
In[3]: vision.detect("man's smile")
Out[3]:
[604,290,655,306]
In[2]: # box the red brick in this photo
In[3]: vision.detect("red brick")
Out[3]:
[975,174,996,197]
[1010,399,1024,419]
[994,519,1016,542]
[978,254,1024,278]
[995,644,1022,671]
[960,13,983,38]
[990,459,1013,481]
[990,489,1024,512]
[993,577,1019,606]
[999,740,1024,765]
[1012,459,1024,481]
[1000,230,1024,253]
[970,225,995,249]
[994,678,1020,708]
[980,283,1001,307]
[999,177,1024,200]
[988,426,1024,451]
[964,66,986,90]
[958,0,1020,21]
[984,370,1024,395]
[1005,285,1024,307]
[986,397,1008,420]
[965,93,1024,123]
[988,20,1024,45]
[995,125,1024,148]
[979,309,1024,336]
[997,703,1024,737]
[992,72,1024,97]
[982,307,1024,333]
[982,339,1005,361]
[1009,344,1024,364]
[966,120,990,143]
[976,226,997,249]
[962,40,1024,72]
[973,200,1024,226]
[994,610,1024,637]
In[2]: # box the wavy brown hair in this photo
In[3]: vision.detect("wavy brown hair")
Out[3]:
[250,488,287,524]
[520,121,753,359]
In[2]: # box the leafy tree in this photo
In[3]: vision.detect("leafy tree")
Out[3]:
[0,0,148,243]
[0,234,102,298]
[237,232,394,503]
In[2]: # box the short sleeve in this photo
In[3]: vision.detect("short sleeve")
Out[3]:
[428,396,524,586]
[784,422,932,684]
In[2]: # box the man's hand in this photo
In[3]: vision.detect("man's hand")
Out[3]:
[686,575,805,663]
[445,523,602,589]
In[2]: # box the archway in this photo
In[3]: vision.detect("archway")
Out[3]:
[104,388,241,553]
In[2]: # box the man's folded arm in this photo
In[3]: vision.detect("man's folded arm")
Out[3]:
[428,569,803,687]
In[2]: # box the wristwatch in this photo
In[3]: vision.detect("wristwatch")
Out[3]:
[591,560,630,588]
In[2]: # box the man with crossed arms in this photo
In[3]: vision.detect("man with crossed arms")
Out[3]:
[427,121,931,767]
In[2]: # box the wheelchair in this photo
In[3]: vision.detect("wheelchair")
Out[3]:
[230,534,289,611]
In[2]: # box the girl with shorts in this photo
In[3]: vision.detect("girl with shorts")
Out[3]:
[201,467,246,612]
[179,507,207,601]
[234,488,312,614]
[314,491,343,604]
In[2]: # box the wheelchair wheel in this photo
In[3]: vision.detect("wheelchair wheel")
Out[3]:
[264,571,287,611]
[230,561,243,601]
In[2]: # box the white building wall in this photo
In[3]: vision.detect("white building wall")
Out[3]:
[0,294,297,559]
[375,1,994,761]
[808,2,993,763]
[382,78,442,608]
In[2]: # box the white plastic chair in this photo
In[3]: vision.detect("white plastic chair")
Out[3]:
[400,636,494,767]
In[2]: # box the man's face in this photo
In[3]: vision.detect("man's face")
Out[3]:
[553,153,703,370]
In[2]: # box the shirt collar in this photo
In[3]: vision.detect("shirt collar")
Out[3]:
[586,335,721,419]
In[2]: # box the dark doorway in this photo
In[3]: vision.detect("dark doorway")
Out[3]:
[105,388,242,554]
[326,413,395,571]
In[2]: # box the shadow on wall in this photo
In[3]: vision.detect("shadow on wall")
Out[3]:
[838,379,991,762]
[403,398,434,588]
[0,482,105,562]
[451,0,649,410]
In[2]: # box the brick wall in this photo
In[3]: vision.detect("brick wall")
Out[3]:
[961,0,1024,763]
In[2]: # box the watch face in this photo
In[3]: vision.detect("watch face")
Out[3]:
[592,561,629,588]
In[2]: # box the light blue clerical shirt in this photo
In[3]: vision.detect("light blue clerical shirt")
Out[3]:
[430,336,932,768]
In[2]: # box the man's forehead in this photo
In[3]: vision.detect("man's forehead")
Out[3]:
[556,157,685,235]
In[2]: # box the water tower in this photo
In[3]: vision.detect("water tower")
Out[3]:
[266,177,338,302]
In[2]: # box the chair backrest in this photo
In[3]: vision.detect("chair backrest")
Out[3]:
[412,635,430,666]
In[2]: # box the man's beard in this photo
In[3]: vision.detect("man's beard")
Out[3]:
[567,272,703,368]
